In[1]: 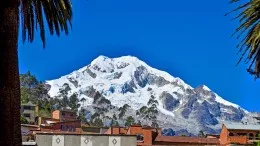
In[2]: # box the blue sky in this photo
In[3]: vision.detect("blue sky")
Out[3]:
[18,0,260,111]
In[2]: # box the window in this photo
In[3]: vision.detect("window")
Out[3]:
[136,134,144,142]
[249,133,254,140]
[24,113,31,118]
[23,106,32,110]
[229,133,234,136]
[62,112,65,116]
[70,113,74,117]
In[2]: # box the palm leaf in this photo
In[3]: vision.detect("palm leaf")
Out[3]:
[228,0,260,79]
[20,0,73,48]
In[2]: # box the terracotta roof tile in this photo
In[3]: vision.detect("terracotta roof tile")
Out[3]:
[155,136,220,144]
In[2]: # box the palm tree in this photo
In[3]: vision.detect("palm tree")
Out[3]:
[0,0,72,145]
[227,0,260,79]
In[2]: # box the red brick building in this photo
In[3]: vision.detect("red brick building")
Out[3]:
[220,123,260,145]
[52,109,77,121]
[105,125,220,146]
[38,109,81,132]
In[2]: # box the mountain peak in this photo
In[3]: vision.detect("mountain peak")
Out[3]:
[45,55,255,135]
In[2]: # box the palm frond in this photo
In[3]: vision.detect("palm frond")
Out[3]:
[228,0,260,78]
[20,0,73,48]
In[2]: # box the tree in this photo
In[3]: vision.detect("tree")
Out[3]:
[68,93,80,112]
[20,115,29,124]
[78,108,88,124]
[227,0,260,78]
[92,118,103,127]
[198,130,205,137]
[118,104,130,119]
[125,116,135,127]
[0,0,72,145]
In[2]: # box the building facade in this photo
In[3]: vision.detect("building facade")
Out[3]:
[105,125,220,146]
[220,123,260,145]
[52,109,77,121]
[21,102,38,124]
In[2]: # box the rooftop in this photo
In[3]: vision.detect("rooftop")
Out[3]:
[155,136,220,145]
[224,123,260,131]
[35,131,136,137]
[21,101,36,106]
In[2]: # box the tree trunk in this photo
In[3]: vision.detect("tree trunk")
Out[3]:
[0,0,21,146]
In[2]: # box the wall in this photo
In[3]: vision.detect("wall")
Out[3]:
[228,136,248,145]
[127,126,153,146]
[51,120,81,132]
[60,111,77,121]
[35,134,136,146]
[52,110,60,120]
[220,125,228,145]
[220,125,259,145]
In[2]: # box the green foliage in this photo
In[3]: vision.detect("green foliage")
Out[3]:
[125,116,135,127]
[137,95,159,127]
[78,109,88,124]
[92,118,103,127]
[68,93,80,112]
[59,83,71,96]
[20,71,49,104]
[91,112,100,119]
[20,71,52,117]
[111,119,119,126]
[198,130,205,137]
[99,98,111,105]
[113,114,117,120]
[20,71,82,118]
[20,0,72,48]
[38,109,51,117]
[118,104,130,119]
[147,95,159,106]
[227,0,260,78]
[139,106,148,114]
[21,115,29,124]
[151,121,159,128]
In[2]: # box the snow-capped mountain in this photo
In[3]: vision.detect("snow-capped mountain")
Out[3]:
[45,55,259,135]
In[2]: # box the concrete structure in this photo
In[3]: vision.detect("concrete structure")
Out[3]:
[220,123,260,145]
[21,124,40,142]
[35,133,136,146]
[21,102,38,124]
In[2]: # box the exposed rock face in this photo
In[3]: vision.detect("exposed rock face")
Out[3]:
[147,74,170,87]
[122,82,135,94]
[192,103,218,125]
[160,91,180,111]
[162,128,175,136]
[80,86,97,98]
[67,77,79,87]
[84,68,97,78]
[134,66,149,88]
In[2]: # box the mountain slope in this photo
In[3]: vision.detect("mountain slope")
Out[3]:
[45,55,258,135]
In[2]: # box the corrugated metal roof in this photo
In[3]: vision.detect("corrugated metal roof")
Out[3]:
[224,123,260,131]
